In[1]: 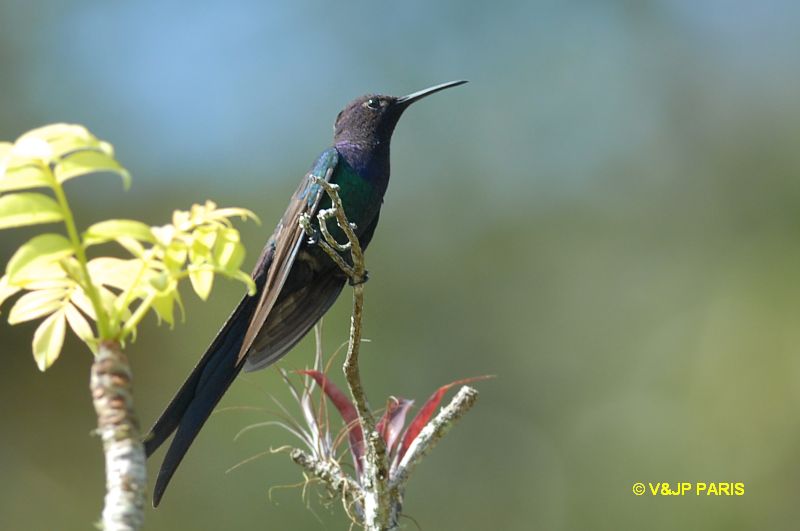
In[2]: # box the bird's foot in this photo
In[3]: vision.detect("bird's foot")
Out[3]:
[299,213,320,244]
[306,230,320,245]
[349,270,369,286]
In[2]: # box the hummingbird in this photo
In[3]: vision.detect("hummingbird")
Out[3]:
[144,80,467,506]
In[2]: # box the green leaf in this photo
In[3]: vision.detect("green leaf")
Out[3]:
[65,303,96,349]
[59,256,84,283]
[99,285,130,322]
[148,271,170,292]
[116,236,146,257]
[189,227,216,265]
[86,257,143,291]
[0,193,63,230]
[189,268,214,300]
[174,289,186,322]
[20,277,73,290]
[229,270,257,296]
[0,275,21,313]
[69,284,125,325]
[32,309,66,371]
[19,123,91,143]
[6,233,73,284]
[151,287,176,326]
[17,124,106,160]
[0,163,52,192]
[214,228,245,272]
[54,150,131,189]
[11,136,53,159]
[84,219,155,247]
[70,286,97,320]
[164,241,188,272]
[152,224,177,246]
[8,288,66,324]
[209,207,260,225]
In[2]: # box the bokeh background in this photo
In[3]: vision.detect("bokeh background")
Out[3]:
[2,1,800,529]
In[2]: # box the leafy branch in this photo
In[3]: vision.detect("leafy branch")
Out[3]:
[0,124,258,369]
[0,124,258,530]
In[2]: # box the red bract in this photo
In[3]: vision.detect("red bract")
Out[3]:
[395,376,492,463]
[296,371,491,480]
[297,370,365,474]
[377,397,414,456]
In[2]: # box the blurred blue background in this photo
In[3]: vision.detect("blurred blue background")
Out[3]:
[2,1,800,529]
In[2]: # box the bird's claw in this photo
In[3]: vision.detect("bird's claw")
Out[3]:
[349,270,369,286]
[306,229,320,245]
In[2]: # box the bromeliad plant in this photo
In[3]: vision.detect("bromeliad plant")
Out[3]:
[287,364,488,482]
[0,124,258,531]
[268,349,488,523]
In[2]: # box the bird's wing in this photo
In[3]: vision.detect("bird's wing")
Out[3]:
[236,147,338,363]
[243,268,345,371]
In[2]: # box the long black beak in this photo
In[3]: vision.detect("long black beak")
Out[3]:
[396,80,468,108]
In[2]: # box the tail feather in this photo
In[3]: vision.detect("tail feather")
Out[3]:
[145,292,257,506]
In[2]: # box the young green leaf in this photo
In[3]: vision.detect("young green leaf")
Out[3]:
[228,270,257,296]
[148,271,170,292]
[17,124,104,160]
[64,303,96,349]
[115,236,146,258]
[189,268,214,300]
[0,164,52,192]
[18,277,73,290]
[6,233,73,284]
[0,193,63,230]
[54,150,131,189]
[152,225,177,247]
[70,286,97,320]
[189,226,216,264]
[11,136,52,159]
[97,285,130,322]
[32,309,66,371]
[150,288,177,326]
[0,275,21,313]
[87,257,143,291]
[8,288,66,324]
[214,228,245,272]
[164,241,188,272]
[83,219,155,247]
[208,207,260,225]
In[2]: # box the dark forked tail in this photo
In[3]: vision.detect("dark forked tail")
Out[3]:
[144,291,258,507]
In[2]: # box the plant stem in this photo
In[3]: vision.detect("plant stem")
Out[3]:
[91,341,146,531]
[110,250,152,335]
[310,180,396,529]
[343,282,373,429]
[119,291,156,341]
[50,175,111,338]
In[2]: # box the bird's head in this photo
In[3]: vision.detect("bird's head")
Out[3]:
[333,80,467,146]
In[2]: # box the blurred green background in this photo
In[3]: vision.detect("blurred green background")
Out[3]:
[2,1,800,530]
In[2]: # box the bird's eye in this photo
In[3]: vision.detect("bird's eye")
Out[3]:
[364,98,382,110]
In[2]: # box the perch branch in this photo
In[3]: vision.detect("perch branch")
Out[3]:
[289,449,362,509]
[390,385,480,490]
[294,177,480,530]
[301,178,395,529]
[304,177,371,428]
